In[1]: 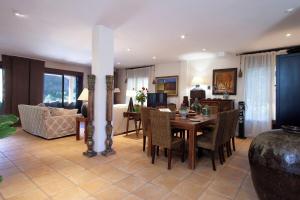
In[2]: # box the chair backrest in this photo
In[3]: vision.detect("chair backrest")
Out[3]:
[150,110,172,148]
[222,110,234,144]
[211,111,227,150]
[141,107,151,136]
[229,109,239,137]
[167,103,177,112]
[208,106,219,115]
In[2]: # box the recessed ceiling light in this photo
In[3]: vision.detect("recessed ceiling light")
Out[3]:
[117,62,121,65]
[285,8,294,13]
[152,56,157,60]
[202,48,207,51]
[13,11,27,18]
[180,35,186,39]
[127,48,131,52]
[286,33,292,37]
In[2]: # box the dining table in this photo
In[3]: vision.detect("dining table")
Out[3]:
[147,113,217,170]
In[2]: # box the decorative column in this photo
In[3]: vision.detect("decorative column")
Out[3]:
[83,75,97,157]
[91,25,114,152]
[101,75,115,156]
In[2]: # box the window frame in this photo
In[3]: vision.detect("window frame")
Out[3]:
[43,68,83,110]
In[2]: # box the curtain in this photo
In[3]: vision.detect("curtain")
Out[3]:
[242,52,276,137]
[125,67,154,104]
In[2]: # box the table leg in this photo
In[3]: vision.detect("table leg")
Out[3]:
[126,117,129,136]
[188,128,196,169]
[84,120,88,143]
[76,120,80,140]
[134,119,138,137]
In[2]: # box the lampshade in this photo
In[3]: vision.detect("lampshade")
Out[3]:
[126,90,136,97]
[191,77,203,86]
[114,88,121,93]
[78,88,88,101]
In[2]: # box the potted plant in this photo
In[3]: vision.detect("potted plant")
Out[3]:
[179,104,189,119]
[0,114,19,182]
[135,87,148,107]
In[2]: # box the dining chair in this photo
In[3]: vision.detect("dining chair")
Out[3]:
[140,107,152,152]
[167,103,177,112]
[150,110,185,169]
[196,111,227,171]
[229,109,239,151]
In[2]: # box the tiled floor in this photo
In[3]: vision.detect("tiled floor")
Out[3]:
[0,129,258,200]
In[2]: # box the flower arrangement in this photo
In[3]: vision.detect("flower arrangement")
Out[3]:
[135,87,148,106]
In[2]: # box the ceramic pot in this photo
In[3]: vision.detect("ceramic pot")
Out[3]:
[248,129,300,200]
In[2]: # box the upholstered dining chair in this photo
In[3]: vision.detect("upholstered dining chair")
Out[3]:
[220,111,234,161]
[196,111,227,171]
[140,107,152,152]
[150,110,185,169]
[229,109,239,151]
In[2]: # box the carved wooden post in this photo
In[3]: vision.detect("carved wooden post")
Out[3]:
[83,75,97,157]
[102,75,115,156]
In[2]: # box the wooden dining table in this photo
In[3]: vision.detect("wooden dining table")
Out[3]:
[147,114,217,170]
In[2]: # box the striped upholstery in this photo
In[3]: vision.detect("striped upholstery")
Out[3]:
[18,104,79,139]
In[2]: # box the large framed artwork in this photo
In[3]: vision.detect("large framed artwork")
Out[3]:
[212,68,237,95]
[155,76,178,96]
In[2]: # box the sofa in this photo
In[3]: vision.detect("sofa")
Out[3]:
[18,104,79,139]
[113,104,136,135]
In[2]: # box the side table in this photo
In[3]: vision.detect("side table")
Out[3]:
[123,112,141,136]
[76,116,88,143]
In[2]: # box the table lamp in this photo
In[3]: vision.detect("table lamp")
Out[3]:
[78,88,88,117]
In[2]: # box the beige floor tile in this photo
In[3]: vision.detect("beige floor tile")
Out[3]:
[173,179,205,200]
[5,188,48,200]
[39,177,76,196]
[52,186,89,200]
[122,194,142,200]
[67,170,99,185]
[23,165,55,178]
[198,189,231,200]
[134,166,164,181]
[115,175,147,193]
[32,172,66,186]
[93,185,129,200]
[163,192,189,200]
[79,177,112,194]
[152,174,182,191]
[133,183,169,200]
[99,167,129,183]
[183,172,211,187]
[208,179,241,199]
[0,181,37,199]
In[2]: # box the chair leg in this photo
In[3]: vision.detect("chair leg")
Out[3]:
[151,145,155,164]
[211,151,216,171]
[221,144,226,162]
[218,146,223,165]
[167,149,172,170]
[143,136,146,152]
[164,148,168,157]
[228,141,232,156]
[181,142,185,162]
[232,137,236,151]
[156,146,159,156]
[226,142,231,157]
[197,147,202,159]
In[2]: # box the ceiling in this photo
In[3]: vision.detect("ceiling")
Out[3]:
[0,0,300,68]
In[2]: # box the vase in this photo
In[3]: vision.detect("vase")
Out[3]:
[248,129,300,200]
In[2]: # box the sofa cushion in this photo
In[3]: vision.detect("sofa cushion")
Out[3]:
[49,108,65,116]
[63,109,78,115]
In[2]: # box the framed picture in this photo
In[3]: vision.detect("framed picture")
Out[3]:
[213,68,237,95]
[155,76,179,96]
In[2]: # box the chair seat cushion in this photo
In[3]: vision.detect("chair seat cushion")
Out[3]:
[197,133,213,150]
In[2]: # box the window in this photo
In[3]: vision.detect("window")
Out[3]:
[43,69,83,109]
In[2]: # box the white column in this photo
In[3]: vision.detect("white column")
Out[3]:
[91,25,114,153]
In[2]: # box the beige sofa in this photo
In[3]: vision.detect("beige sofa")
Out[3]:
[18,104,79,139]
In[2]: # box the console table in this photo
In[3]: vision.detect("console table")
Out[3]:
[123,112,141,136]
[199,99,234,112]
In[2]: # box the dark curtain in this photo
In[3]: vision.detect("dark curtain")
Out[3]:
[1,55,45,116]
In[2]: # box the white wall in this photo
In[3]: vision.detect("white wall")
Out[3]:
[154,54,244,108]
[45,61,91,88]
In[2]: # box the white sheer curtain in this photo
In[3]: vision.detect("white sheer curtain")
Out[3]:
[126,67,154,104]
[242,52,276,137]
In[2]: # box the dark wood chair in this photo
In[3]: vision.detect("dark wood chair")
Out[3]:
[196,111,227,171]
[229,109,239,151]
[140,107,152,152]
[150,110,185,170]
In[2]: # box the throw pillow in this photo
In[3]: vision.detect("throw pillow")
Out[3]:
[63,109,78,115]
[49,107,64,116]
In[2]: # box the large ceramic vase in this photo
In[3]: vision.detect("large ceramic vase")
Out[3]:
[248,129,300,200]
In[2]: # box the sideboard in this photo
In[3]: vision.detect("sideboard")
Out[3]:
[199,99,234,112]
